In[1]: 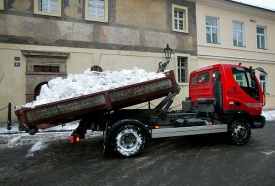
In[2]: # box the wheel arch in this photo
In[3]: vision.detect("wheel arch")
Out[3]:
[105,119,151,146]
[227,111,254,128]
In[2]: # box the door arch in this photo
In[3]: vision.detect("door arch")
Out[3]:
[34,82,48,100]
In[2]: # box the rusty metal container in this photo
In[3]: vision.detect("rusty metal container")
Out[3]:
[15,70,178,129]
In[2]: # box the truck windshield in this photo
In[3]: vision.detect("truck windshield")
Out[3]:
[232,67,260,100]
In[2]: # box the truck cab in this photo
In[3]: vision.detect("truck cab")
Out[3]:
[189,63,265,128]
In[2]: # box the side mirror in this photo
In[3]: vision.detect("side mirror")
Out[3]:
[249,66,256,88]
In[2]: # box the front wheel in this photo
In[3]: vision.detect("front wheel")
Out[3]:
[111,125,145,157]
[229,118,251,145]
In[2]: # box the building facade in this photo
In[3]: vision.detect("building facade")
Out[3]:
[0,0,198,123]
[196,0,275,109]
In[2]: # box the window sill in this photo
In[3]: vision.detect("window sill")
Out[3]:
[85,18,108,23]
[206,42,220,45]
[172,29,189,34]
[34,11,61,17]
[177,82,189,86]
[233,45,246,48]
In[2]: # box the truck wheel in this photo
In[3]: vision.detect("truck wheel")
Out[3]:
[111,125,145,157]
[29,127,38,135]
[229,118,251,145]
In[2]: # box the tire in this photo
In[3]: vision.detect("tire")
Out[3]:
[111,125,145,157]
[29,127,38,135]
[229,118,251,145]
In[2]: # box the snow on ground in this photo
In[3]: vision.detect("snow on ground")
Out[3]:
[262,110,275,121]
[16,67,165,109]
[0,120,102,157]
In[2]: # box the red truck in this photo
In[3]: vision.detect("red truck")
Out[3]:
[15,63,266,157]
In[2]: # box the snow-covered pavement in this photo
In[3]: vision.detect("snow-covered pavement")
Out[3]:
[0,120,102,156]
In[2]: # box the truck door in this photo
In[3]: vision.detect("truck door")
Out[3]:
[229,66,262,115]
[189,75,197,102]
[197,72,211,98]
[213,70,222,113]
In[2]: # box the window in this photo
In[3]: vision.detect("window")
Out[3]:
[257,26,267,49]
[235,74,244,86]
[34,0,61,17]
[91,65,103,72]
[233,22,244,47]
[198,73,210,83]
[0,0,4,10]
[232,68,251,87]
[177,57,188,83]
[85,0,108,23]
[213,70,220,82]
[206,17,219,43]
[232,67,260,100]
[34,65,60,72]
[190,76,196,86]
[260,74,267,93]
[172,5,188,33]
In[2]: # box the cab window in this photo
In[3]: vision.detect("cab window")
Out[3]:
[198,72,210,83]
[190,76,196,85]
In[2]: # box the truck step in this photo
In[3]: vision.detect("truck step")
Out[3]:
[152,124,228,138]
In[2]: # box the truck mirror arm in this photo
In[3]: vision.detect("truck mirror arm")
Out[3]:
[255,67,267,75]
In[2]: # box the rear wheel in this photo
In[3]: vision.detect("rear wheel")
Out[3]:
[29,127,38,135]
[111,125,145,157]
[229,118,251,145]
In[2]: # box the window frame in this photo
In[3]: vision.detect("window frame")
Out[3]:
[85,0,108,23]
[172,4,189,33]
[206,16,220,44]
[0,0,4,10]
[34,0,62,17]
[259,74,268,94]
[256,26,267,50]
[175,53,190,85]
[232,21,245,47]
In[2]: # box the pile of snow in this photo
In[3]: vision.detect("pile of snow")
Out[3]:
[18,67,165,109]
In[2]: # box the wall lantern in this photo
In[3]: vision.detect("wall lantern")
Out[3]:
[164,44,172,62]
[157,44,173,73]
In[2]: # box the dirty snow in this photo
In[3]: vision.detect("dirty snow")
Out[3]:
[17,67,165,109]
[262,110,275,121]
[0,120,102,157]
